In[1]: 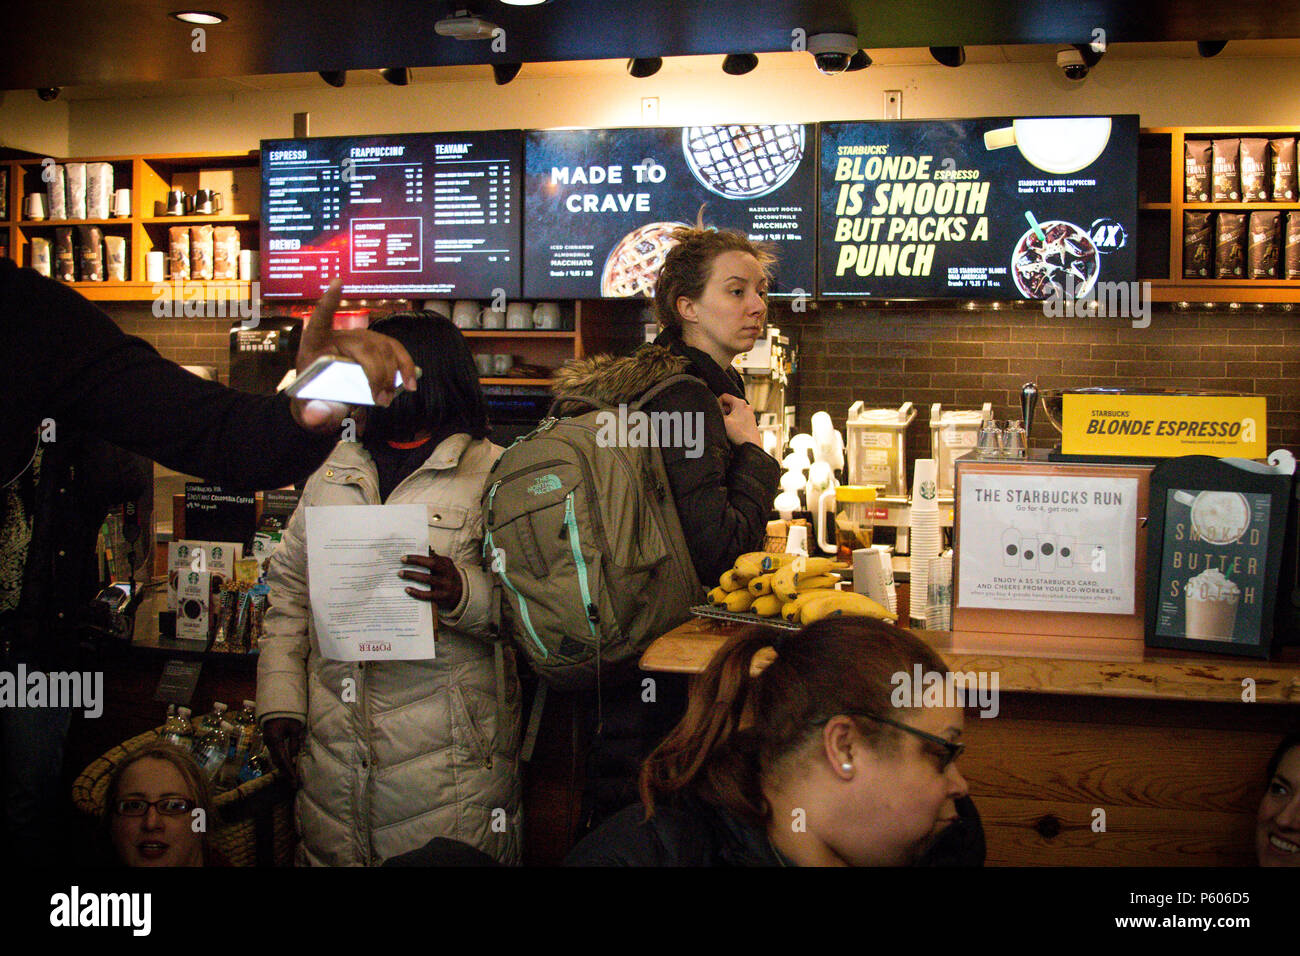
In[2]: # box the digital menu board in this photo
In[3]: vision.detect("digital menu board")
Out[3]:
[819,116,1138,299]
[525,125,816,299]
[260,131,522,299]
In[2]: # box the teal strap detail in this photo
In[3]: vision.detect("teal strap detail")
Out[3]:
[484,482,547,660]
[564,492,601,644]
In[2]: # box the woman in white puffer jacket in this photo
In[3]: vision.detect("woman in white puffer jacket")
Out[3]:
[256,311,522,866]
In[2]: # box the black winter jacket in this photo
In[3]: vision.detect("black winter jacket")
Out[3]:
[565,790,986,867]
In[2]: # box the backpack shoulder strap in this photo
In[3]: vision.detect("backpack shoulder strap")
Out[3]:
[631,373,709,411]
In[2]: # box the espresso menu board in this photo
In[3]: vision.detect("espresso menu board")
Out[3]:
[524,125,816,299]
[819,116,1138,299]
[260,131,522,299]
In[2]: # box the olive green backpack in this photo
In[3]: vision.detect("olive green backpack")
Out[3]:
[481,376,704,694]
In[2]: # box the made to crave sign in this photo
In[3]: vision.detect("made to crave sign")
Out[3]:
[818,116,1138,299]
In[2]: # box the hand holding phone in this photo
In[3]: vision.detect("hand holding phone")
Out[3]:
[287,356,412,405]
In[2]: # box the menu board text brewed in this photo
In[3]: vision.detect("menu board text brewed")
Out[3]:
[260,131,522,299]
[525,125,816,299]
[819,116,1138,299]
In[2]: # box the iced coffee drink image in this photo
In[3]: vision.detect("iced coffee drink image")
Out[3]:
[1184,567,1241,640]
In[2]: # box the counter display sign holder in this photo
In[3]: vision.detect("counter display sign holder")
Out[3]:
[819,115,1138,299]
[1145,454,1294,659]
[523,125,816,299]
[952,459,1150,659]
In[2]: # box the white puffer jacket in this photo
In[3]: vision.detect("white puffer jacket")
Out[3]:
[256,434,522,866]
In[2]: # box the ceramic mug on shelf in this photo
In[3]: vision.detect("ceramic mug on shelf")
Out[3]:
[506,301,532,329]
[110,188,131,218]
[23,193,46,220]
[492,353,514,376]
[532,302,561,330]
[473,353,494,377]
[423,299,452,320]
[452,300,480,329]
[480,305,507,330]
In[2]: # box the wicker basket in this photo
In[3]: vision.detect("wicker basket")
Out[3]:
[73,729,297,866]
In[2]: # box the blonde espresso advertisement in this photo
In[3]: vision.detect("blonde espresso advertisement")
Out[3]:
[1061,394,1267,458]
[818,116,1138,298]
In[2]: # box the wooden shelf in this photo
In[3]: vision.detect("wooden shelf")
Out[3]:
[1138,125,1300,302]
[140,215,257,224]
[17,218,131,227]
[462,330,574,338]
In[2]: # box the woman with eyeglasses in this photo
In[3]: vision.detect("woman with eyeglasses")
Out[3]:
[566,616,983,866]
[106,741,213,867]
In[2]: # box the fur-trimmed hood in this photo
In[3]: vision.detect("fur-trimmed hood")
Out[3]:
[550,344,690,405]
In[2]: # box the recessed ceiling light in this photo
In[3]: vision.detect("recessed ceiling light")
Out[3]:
[499,0,551,5]
[170,11,228,25]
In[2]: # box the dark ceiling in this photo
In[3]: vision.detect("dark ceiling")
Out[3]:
[3,0,1299,91]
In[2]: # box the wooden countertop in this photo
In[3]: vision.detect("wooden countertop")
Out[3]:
[642,618,1300,705]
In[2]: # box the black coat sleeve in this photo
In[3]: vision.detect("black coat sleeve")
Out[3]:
[643,379,780,589]
[4,261,335,490]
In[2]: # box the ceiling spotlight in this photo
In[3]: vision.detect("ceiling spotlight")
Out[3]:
[722,53,759,75]
[379,68,410,86]
[627,57,662,78]
[493,62,522,85]
[36,87,61,101]
[1197,40,1228,58]
[929,46,965,68]
[169,10,228,25]
[499,0,550,5]
[318,70,346,88]
[845,49,872,72]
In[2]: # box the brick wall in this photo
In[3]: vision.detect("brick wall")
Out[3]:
[105,299,1300,488]
[773,302,1300,483]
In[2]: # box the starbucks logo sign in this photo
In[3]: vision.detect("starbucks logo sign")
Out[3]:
[920,480,937,501]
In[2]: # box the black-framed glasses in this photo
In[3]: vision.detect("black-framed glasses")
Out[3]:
[832,711,965,771]
[113,796,195,817]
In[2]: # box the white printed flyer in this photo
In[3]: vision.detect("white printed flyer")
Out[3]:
[957,474,1139,615]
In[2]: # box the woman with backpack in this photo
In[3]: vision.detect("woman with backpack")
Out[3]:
[257,310,522,866]
[565,616,984,866]
[547,219,783,832]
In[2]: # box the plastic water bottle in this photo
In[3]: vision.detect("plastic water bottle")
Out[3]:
[195,701,228,736]
[193,720,230,782]
[217,720,249,791]
[229,699,257,754]
[236,730,271,785]
[158,705,194,752]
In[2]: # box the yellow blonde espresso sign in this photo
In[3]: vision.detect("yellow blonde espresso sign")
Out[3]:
[1061,394,1267,458]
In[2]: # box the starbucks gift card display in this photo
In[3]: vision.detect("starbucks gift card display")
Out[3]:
[1146,454,1293,659]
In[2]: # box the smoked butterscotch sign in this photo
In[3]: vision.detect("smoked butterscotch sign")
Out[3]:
[818,116,1138,298]
[524,125,816,299]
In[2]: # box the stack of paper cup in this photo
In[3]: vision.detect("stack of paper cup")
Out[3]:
[909,459,942,626]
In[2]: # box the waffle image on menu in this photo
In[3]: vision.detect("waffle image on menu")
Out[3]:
[600,221,688,298]
[682,125,805,200]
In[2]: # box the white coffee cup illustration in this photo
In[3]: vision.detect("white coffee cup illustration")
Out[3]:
[1174,490,1251,545]
[984,117,1113,174]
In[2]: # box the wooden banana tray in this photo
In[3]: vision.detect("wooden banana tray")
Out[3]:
[689,605,801,631]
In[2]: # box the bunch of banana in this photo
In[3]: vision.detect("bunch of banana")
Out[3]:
[711,552,808,618]
[771,557,848,604]
[792,590,895,626]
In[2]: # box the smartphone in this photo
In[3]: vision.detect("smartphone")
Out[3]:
[286,356,406,406]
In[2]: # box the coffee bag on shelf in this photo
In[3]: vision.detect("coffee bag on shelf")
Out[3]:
[1239,138,1269,202]
[45,164,67,220]
[1247,210,1280,278]
[169,225,190,280]
[1270,137,1296,201]
[64,162,86,220]
[85,162,113,219]
[1184,140,1212,202]
[1183,212,1213,278]
[29,236,50,277]
[1215,212,1245,278]
[1212,138,1241,202]
[212,226,239,280]
[1285,212,1300,280]
[190,224,214,280]
[54,226,76,281]
[104,235,126,281]
[77,225,104,281]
